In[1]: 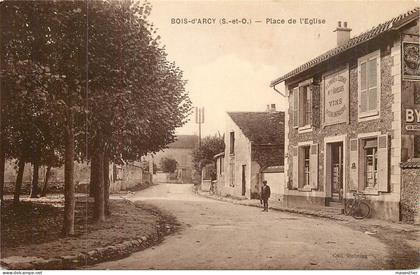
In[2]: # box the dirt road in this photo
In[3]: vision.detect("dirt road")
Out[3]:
[92,184,396,269]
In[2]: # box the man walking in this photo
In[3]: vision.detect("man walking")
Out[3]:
[260,180,271,212]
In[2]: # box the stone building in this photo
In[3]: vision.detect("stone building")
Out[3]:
[150,135,198,184]
[270,7,420,222]
[222,107,285,199]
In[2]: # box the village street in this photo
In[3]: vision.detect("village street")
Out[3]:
[89,183,412,270]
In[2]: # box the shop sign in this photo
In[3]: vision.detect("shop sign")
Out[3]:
[405,108,420,131]
[323,67,349,126]
[403,42,420,81]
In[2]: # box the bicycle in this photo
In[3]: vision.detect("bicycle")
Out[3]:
[344,192,371,219]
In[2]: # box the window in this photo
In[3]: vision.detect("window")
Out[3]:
[292,87,299,128]
[303,146,310,186]
[229,163,235,187]
[219,157,224,175]
[414,136,420,158]
[229,132,235,154]
[363,138,378,189]
[358,51,380,118]
[415,85,420,104]
[292,82,313,129]
[299,146,311,188]
[300,85,312,127]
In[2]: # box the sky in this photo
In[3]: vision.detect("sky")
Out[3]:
[148,0,419,137]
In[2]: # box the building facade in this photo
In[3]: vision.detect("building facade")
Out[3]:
[223,109,285,199]
[149,135,198,184]
[271,8,420,222]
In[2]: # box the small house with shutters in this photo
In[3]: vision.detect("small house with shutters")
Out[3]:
[270,7,420,222]
[222,107,285,199]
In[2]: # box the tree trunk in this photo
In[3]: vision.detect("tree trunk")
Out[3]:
[30,160,40,198]
[89,162,95,197]
[104,152,110,216]
[40,166,51,197]
[62,123,75,236]
[92,147,105,222]
[0,148,4,203]
[13,158,25,205]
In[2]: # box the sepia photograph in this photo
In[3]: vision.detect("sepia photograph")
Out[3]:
[0,0,419,273]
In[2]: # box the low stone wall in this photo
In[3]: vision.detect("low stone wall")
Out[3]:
[201,180,211,192]
[4,160,150,195]
[401,168,420,224]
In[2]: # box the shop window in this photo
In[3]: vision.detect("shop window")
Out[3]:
[299,146,311,188]
[358,50,380,119]
[363,138,378,189]
[414,135,420,158]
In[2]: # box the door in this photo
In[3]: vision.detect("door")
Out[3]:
[331,143,343,202]
[241,165,246,196]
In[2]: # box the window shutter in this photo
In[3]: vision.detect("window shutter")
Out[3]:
[293,87,299,128]
[349,138,359,191]
[377,134,389,192]
[311,84,320,128]
[292,146,299,189]
[309,144,319,189]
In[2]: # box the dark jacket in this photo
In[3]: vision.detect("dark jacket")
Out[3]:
[260,185,271,200]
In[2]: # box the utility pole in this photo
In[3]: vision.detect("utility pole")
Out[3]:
[195,107,204,147]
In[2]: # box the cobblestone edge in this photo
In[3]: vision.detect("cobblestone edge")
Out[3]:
[0,210,177,270]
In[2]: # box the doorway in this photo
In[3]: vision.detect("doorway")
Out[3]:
[330,142,343,202]
[241,165,246,196]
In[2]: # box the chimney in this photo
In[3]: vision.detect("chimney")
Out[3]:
[334,21,351,47]
[271,104,276,111]
[266,104,276,112]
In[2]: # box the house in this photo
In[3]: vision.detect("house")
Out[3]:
[150,135,198,184]
[222,106,285,199]
[270,7,420,223]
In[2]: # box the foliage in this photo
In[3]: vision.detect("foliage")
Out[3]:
[251,145,283,172]
[1,0,191,229]
[160,157,177,173]
[192,135,225,172]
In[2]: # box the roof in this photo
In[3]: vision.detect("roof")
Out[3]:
[270,7,419,86]
[400,161,420,169]
[167,135,198,149]
[227,112,284,145]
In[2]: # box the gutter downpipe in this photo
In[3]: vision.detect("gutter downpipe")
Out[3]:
[272,83,288,98]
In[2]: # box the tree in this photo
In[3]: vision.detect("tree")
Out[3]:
[40,149,63,197]
[192,135,225,173]
[251,144,283,194]
[83,0,191,220]
[160,158,178,173]
[1,0,191,228]
[1,1,87,234]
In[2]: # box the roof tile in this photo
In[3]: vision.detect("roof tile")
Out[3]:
[270,7,419,86]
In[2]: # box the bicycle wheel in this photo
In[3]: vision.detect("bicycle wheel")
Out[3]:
[344,200,354,216]
[352,201,371,219]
